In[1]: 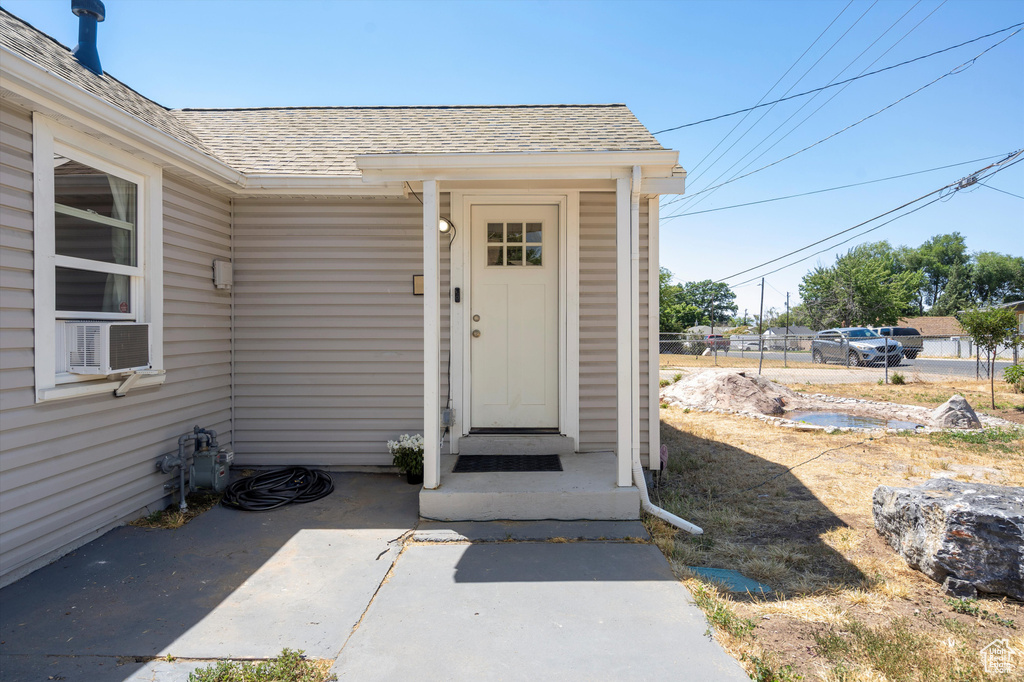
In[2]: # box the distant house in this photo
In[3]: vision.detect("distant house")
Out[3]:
[762,326,814,350]
[995,301,1024,334]
[897,316,964,336]
[0,7,688,585]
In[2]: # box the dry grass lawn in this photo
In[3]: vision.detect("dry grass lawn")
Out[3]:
[649,392,1023,681]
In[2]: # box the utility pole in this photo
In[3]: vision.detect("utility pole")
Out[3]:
[710,295,716,365]
[784,292,790,368]
[758,278,765,375]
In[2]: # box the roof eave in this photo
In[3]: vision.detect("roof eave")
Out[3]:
[0,47,406,197]
[0,44,246,191]
[355,150,685,190]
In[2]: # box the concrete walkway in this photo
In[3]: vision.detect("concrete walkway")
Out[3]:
[0,474,747,682]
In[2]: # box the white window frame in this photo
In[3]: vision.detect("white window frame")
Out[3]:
[33,115,164,402]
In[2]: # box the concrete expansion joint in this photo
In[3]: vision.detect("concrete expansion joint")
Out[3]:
[408,529,652,546]
[408,536,652,546]
[334,522,420,659]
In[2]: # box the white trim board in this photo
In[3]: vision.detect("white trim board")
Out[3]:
[32,114,164,403]
[450,192,579,450]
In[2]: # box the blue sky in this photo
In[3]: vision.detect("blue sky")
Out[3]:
[5,0,1021,317]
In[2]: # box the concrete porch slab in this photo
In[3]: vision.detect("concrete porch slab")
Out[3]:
[413,519,650,543]
[419,452,640,521]
[456,433,576,455]
[331,542,749,681]
[0,473,419,669]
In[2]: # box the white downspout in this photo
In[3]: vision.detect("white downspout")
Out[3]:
[630,168,702,535]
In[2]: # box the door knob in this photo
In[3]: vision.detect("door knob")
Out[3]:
[472,330,481,338]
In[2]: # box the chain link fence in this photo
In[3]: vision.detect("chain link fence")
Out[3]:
[659,332,1021,385]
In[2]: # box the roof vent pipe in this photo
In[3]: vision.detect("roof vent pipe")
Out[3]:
[71,0,105,76]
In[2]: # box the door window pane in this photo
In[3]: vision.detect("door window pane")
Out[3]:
[507,246,523,265]
[487,246,504,266]
[525,246,542,266]
[525,223,542,243]
[506,223,523,243]
[56,266,131,313]
[487,223,504,243]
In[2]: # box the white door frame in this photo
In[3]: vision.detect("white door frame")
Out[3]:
[449,191,580,451]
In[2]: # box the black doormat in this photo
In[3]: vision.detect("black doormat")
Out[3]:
[452,454,563,473]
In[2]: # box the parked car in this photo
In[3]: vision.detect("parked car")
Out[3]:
[705,334,729,352]
[811,327,904,366]
[867,326,922,359]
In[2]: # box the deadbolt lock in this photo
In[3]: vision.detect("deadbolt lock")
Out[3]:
[473,314,481,322]
[472,330,481,338]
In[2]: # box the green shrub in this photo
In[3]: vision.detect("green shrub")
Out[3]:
[660,379,671,387]
[890,372,905,385]
[189,649,335,682]
[1005,363,1024,393]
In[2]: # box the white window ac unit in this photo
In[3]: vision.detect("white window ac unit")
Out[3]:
[68,322,151,375]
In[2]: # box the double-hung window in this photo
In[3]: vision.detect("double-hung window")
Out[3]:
[33,115,163,402]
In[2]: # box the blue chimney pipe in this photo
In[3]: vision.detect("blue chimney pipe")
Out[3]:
[72,0,106,76]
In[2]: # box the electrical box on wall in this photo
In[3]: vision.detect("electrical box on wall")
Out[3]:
[213,259,233,290]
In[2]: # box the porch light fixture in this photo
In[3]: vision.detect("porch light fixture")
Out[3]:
[438,217,454,234]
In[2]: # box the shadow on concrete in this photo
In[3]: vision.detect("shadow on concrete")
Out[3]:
[658,422,866,594]
[0,473,419,681]
[451,541,674,583]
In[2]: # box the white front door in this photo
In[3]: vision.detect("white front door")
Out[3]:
[470,205,559,429]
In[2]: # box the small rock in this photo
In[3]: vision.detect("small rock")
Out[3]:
[931,394,982,429]
[943,577,978,599]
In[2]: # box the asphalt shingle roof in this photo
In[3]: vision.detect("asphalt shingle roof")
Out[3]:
[0,10,214,157]
[172,105,667,175]
[2,9,666,177]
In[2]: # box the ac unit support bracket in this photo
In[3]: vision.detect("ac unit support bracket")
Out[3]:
[114,369,164,398]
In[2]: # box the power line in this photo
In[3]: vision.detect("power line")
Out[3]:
[684,0,866,181]
[651,20,1024,135]
[673,28,1023,206]
[660,153,1007,219]
[716,150,1023,285]
[728,195,944,288]
[674,1,944,215]
[978,182,1024,200]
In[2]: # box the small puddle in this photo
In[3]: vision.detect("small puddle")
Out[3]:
[785,411,923,430]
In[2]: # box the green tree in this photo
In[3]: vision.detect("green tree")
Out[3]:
[932,253,1024,314]
[957,306,1019,408]
[659,268,701,332]
[799,242,924,329]
[678,279,738,325]
[931,263,974,315]
[971,252,1024,304]
[659,269,738,330]
[906,233,969,310]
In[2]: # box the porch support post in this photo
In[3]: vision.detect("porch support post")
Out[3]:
[423,180,441,490]
[630,167,642,478]
[615,176,632,487]
[647,196,661,470]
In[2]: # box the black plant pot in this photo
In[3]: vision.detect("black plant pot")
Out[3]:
[406,471,424,485]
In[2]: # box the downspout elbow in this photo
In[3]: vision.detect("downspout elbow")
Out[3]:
[632,453,703,535]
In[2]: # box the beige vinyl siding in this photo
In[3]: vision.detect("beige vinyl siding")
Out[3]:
[231,195,450,466]
[576,192,651,464]
[0,102,233,585]
[578,192,616,452]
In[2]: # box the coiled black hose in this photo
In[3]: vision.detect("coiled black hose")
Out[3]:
[221,467,334,511]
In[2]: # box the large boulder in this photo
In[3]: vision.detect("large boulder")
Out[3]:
[931,394,982,429]
[872,479,1024,600]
